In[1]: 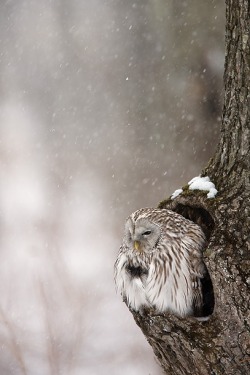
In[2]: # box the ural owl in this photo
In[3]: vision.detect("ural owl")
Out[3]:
[114,208,208,318]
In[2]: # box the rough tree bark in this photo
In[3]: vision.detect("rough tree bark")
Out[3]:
[129,1,250,374]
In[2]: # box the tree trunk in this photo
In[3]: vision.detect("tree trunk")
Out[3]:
[129,1,250,374]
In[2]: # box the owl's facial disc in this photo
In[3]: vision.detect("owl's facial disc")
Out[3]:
[133,219,161,253]
[125,217,161,253]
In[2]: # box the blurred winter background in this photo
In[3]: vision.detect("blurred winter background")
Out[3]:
[0,1,224,374]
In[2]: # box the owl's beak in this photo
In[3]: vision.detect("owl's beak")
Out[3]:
[134,240,141,252]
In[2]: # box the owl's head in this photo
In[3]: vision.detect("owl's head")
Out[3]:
[125,217,161,254]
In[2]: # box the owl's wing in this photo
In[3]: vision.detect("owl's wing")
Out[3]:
[146,249,194,316]
[179,227,209,317]
[114,246,128,298]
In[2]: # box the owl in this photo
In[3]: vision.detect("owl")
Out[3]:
[114,208,208,318]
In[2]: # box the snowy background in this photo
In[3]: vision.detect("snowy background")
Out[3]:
[0,1,224,374]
